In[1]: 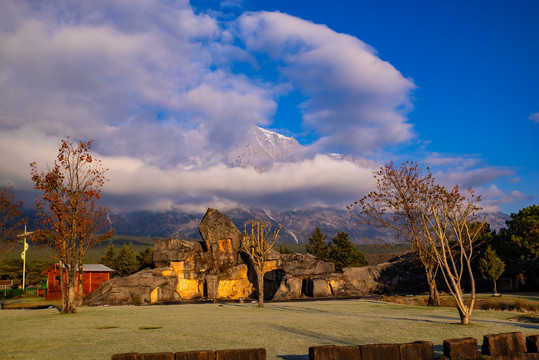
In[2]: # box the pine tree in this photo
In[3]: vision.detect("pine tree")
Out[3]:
[306,227,329,261]
[327,231,368,272]
[478,245,505,294]
[277,244,293,254]
[99,241,117,270]
[137,247,154,270]
[114,243,139,277]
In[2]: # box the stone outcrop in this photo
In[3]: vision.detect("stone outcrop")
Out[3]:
[83,268,181,306]
[153,238,203,267]
[199,208,243,265]
[84,208,428,306]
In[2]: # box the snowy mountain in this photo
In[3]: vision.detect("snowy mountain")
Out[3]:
[110,207,394,244]
[222,126,304,172]
[222,125,378,171]
[108,127,511,244]
[109,208,510,244]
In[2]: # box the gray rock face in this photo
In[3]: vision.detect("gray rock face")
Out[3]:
[83,269,180,306]
[153,238,203,267]
[280,253,335,276]
[273,275,302,301]
[273,251,426,300]
[199,208,243,265]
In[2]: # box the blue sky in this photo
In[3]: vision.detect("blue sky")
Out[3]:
[0,0,537,214]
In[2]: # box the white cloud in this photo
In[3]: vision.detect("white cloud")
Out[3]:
[237,11,416,153]
[0,1,526,214]
[0,0,277,168]
[102,153,376,212]
[476,184,529,212]
[529,112,539,124]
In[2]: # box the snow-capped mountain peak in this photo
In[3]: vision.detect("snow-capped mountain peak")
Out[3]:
[223,126,303,171]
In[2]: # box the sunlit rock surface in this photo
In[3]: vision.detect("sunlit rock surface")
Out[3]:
[84,208,426,306]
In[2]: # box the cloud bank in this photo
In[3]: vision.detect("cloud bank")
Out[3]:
[0,0,522,213]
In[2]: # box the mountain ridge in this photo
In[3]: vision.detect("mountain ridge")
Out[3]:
[109,208,511,244]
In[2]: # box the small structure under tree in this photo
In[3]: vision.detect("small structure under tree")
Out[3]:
[42,263,114,300]
[241,220,281,307]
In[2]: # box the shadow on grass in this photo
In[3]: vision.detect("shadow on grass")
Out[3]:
[268,304,331,314]
[270,324,357,346]
[277,355,308,360]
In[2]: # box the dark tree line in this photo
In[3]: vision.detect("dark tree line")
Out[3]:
[99,242,154,278]
[305,227,367,272]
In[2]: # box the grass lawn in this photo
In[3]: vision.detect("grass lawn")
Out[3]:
[2,299,539,359]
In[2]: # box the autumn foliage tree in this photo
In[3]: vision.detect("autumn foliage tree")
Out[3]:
[0,185,27,266]
[350,161,441,306]
[241,220,281,307]
[31,139,113,313]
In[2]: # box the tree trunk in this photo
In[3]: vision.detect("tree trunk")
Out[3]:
[76,262,83,307]
[458,307,470,325]
[59,261,67,312]
[65,280,77,314]
[426,268,440,306]
[62,265,77,314]
[493,279,498,294]
[255,267,264,307]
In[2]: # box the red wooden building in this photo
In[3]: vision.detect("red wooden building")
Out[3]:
[42,264,114,300]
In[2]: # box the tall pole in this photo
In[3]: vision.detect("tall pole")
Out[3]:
[17,225,33,291]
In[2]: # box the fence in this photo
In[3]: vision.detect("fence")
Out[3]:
[111,332,539,359]
[0,288,38,298]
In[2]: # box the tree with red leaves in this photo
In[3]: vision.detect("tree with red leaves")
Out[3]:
[0,185,27,265]
[31,139,114,313]
[349,161,441,306]
[350,161,484,324]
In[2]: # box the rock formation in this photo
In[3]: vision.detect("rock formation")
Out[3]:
[84,208,426,306]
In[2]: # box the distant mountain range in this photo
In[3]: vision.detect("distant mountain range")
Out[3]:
[109,208,511,244]
[109,126,510,243]
[24,126,513,244]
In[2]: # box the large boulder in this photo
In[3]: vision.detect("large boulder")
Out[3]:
[273,275,302,301]
[199,208,243,265]
[153,238,204,267]
[83,268,181,306]
[280,253,335,276]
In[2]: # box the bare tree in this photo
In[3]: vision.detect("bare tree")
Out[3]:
[241,220,281,307]
[0,185,27,266]
[420,184,484,324]
[349,161,441,306]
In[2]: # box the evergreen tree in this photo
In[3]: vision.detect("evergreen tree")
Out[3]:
[327,231,368,272]
[114,243,140,277]
[478,245,505,294]
[506,204,539,259]
[306,227,329,261]
[99,241,117,270]
[137,247,154,270]
[277,244,293,254]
